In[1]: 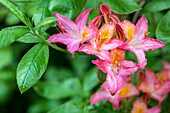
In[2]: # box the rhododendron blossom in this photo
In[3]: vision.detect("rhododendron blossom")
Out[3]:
[131,98,161,113]
[118,15,166,69]
[138,68,170,103]
[79,22,123,61]
[48,8,97,55]
[90,81,139,109]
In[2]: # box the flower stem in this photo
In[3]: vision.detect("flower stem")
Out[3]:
[32,30,68,53]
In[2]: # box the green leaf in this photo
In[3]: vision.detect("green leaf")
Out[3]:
[143,0,170,12]
[48,100,83,113]
[0,0,31,27]
[0,26,30,48]
[17,43,49,93]
[33,78,81,99]
[83,67,98,92]
[156,11,170,43]
[17,32,50,43]
[101,0,141,14]
[50,0,87,18]
[33,7,51,33]
[0,47,12,70]
[34,17,57,29]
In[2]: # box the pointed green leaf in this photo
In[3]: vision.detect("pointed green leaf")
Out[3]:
[33,7,51,33]
[0,26,30,48]
[0,0,31,27]
[144,0,170,12]
[17,43,49,93]
[156,11,170,43]
[34,17,57,29]
[101,0,141,14]
[50,0,87,18]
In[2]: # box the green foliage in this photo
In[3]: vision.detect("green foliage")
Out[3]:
[143,0,170,12]
[0,0,32,28]
[0,26,30,48]
[17,43,49,93]
[33,78,81,99]
[156,11,170,43]
[101,0,141,14]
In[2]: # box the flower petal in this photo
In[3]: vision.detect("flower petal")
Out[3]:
[106,73,123,95]
[163,60,170,69]
[118,60,139,76]
[100,38,123,50]
[134,38,166,51]
[92,59,112,73]
[137,71,145,87]
[109,96,122,109]
[131,98,148,113]
[54,13,77,35]
[92,15,103,28]
[118,20,135,41]
[90,82,111,105]
[138,68,158,93]
[75,8,92,32]
[151,81,170,103]
[48,33,81,55]
[147,105,161,113]
[132,15,148,43]
[118,82,139,98]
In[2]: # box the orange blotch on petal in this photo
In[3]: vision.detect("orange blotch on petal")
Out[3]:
[110,49,125,65]
[82,30,88,41]
[118,87,131,96]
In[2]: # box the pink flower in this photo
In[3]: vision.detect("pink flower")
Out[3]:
[47,9,97,55]
[79,22,123,61]
[131,98,161,113]
[92,48,139,94]
[90,81,139,109]
[118,15,166,69]
[156,60,170,83]
[138,68,170,103]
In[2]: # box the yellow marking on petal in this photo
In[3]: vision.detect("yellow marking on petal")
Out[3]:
[82,30,88,41]
[128,28,134,41]
[110,49,124,65]
[135,107,144,113]
[98,30,110,47]
[118,87,131,96]
[157,72,167,82]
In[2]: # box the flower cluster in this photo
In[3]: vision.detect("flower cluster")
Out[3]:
[48,4,169,112]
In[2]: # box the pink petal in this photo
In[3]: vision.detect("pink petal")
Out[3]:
[109,14,120,24]
[100,4,111,15]
[90,82,111,105]
[156,69,169,82]
[147,105,161,113]
[54,13,77,35]
[134,38,166,51]
[132,49,147,69]
[163,60,170,69]
[119,41,147,69]
[75,8,92,32]
[138,68,158,93]
[118,60,139,76]
[131,98,148,113]
[137,71,145,87]
[100,38,123,50]
[92,59,112,73]
[92,15,103,28]
[118,82,139,98]
[109,96,122,109]
[48,33,81,55]
[118,20,135,41]
[132,15,148,43]
[106,73,123,95]
[79,44,110,61]
[151,81,170,103]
